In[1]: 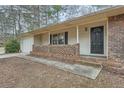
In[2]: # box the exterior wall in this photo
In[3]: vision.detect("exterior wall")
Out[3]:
[34,34,42,45]
[79,21,107,56]
[108,14,124,63]
[41,33,49,45]
[79,26,90,55]
[68,28,77,44]
[34,33,49,45]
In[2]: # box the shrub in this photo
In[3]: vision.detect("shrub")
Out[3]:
[5,39,20,53]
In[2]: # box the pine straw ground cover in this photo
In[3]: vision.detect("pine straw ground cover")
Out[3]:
[0,57,124,88]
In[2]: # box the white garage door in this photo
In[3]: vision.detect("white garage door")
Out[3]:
[20,37,34,54]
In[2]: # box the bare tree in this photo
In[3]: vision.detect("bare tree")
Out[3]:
[0,5,114,41]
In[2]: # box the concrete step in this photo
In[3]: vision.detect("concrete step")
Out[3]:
[80,55,107,61]
[77,60,102,68]
[17,55,102,79]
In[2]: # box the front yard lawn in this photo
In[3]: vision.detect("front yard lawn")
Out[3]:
[0,57,124,88]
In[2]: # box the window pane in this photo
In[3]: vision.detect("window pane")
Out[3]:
[65,32,68,44]
[50,35,52,44]
[58,33,64,44]
[52,34,58,45]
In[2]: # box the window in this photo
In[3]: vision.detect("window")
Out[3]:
[50,32,68,45]
[58,33,65,44]
[52,34,58,44]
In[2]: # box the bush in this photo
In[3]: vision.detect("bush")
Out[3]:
[5,39,20,53]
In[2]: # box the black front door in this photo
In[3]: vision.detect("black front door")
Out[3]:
[90,26,104,54]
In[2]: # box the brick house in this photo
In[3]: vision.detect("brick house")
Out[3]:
[19,6,124,66]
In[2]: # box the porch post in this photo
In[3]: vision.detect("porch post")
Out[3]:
[48,32,50,44]
[76,25,79,43]
[106,19,109,59]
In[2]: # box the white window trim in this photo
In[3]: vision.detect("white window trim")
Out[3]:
[50,32,66,45]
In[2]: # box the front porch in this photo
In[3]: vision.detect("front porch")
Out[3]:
[31,20,108,63]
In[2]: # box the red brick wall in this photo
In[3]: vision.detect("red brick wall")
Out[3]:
[108,14,124,63]
[31,44,80,62]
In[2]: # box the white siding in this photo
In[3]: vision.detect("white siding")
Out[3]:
[42,33,49,45]
[79,29,90,55]
[34,33,48,45]
[34,35,42,45]
[68,30,77,44]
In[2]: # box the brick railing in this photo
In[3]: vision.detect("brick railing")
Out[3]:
[31,44,80,62]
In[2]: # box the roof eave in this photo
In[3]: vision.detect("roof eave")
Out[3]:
[18,6,124,38]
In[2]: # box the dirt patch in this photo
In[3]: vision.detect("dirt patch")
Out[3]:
[0,57,124,88]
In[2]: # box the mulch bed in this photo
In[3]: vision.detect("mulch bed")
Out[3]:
[0,57,124,88]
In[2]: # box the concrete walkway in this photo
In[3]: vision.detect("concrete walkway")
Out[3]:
[0,53,102,79]
[0,53,26,59]
[18,55,102,79]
